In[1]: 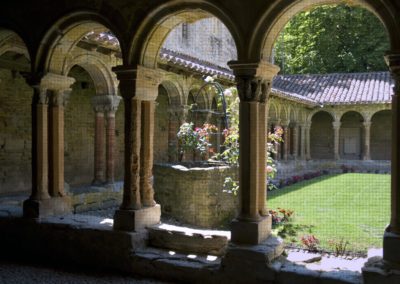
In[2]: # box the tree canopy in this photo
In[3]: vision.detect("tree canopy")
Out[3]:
[273,4,390,75]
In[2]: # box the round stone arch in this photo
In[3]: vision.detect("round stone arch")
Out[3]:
[307,108,336,123]
[267,101,280,122]
[127,2,241,68]
[34,11,127,74]
[0,29,30,60]
[159,80,182,107]
[371,109,391,160]
[310,110,335,159]
[250,0,400,62]
[67,54,117,96]
[0,28,33,195]
[340,111,365,160]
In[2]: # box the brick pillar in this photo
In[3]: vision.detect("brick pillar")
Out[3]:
[93,111,105,184]
[228,61,279,245]
[383,53,400,268]
[305,123,312,160]
[140,100,156,207]
[292,124,299,159]
[281,122,290,161]
[363,121,371,161]
[112,65,161,231]
[333,121,341,160]
[300,124,306,159]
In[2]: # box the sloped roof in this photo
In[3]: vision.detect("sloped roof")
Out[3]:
[272,72,394,105]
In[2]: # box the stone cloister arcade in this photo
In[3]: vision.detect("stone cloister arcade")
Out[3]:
[0,0,400,283]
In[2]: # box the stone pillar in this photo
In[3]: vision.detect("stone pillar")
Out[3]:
[23,73,74,218]
[228,61,279,245]
[383,53,400,268]
[140,100,156,207]
[105,96,121,185]
[363,121,371,161]
[167,107,181,162]
[333,121,341,160]
[300,124,306,160]
[305,123,312,160]
[112,65,161,231]
[292,123,299,159]
[258,102,268,216]
[92,109,105,185]
[281,122,290,161]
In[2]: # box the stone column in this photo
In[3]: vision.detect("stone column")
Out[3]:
[258,102,268,216]
[300,124,306,160]
[140,100,156,207]
[92,107,105,185]
[24,73,74,218]
[363,121,371,160]
[167,108,180,162]
[333,121,341,160]
[305,123,312,160]
[292,123,299,159]
[383,53,400,268]
[105,96,121,185]
[281,121,290,161]
[228,61,279,245]
[112,65,161,231]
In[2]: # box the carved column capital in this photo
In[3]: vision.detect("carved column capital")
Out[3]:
[332,121,341,130]
[228,61,279,102]
[363,121,372,129]
[49,89,72,107]
[91,95,122,114]
[113,65,162,101]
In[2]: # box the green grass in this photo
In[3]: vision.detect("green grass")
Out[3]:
[268,173,390,253]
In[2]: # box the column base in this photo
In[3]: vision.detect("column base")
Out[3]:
[231,215,272,245]
[383,229,400,269]
[222,235,284,282]
[362,256,400,284]
[113,204,161,231]
[23,196,72,218]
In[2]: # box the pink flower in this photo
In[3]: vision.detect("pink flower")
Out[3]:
[266,166,274,173]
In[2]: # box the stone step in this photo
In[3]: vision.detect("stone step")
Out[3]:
[148,223,230,256]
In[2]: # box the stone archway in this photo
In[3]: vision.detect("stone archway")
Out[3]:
[310,111,334,159]
[340,111,364,160]
[0,29,32,196]
[371,110,391,160]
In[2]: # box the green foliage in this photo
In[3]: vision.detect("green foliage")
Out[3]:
[274,4,390,74]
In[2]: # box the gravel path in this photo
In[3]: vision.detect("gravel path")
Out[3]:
[0,260,171,284]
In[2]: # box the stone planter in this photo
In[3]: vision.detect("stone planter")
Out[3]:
[153,162,239,228]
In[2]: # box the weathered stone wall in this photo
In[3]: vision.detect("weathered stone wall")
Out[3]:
[153,164,238,228]
[310,111,334,159]
[65,66,96,186]
[371,110,391,160]
[339,111,364,160]
[0,69,32,195]
[154,85,170,163]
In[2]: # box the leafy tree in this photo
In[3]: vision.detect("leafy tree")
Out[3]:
[273,4,390,74]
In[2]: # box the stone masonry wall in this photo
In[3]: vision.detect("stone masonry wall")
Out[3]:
[65,66,96,186]
[310,111,334,159]
[371,110,391,160]
[153,164,238,228]
[0,69,32,195]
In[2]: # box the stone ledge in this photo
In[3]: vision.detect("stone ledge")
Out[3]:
[362,256,400,284]
[113,204,161,231]
[148,223,229,256]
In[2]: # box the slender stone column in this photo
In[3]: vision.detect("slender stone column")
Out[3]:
[383,53,400,268]
[305,123,312,160]
[228,61,279,245]
[105,96,121,185]
[363,121,371,160]
[292,123,299,159]
[93,110,105,184]
[258,102,268,216]
[281,122,290,161]
[333,121,341,160]
[140,100,156,207]
[300,124,306,159]
[23,73,74,217]
[48,89,69,197]
[112,65,161,231]
[167,108,180,162]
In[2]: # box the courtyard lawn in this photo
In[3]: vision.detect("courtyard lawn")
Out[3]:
[268,173,390,253]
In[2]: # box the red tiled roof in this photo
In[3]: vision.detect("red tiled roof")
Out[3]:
[272,72,393,105]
